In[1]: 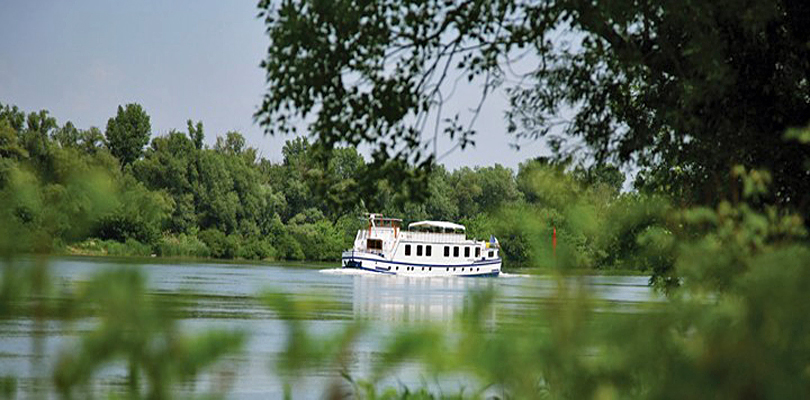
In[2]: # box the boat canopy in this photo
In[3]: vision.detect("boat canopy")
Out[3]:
[408,220,465,232]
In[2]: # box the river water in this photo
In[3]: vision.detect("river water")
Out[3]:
[0,257,660,399]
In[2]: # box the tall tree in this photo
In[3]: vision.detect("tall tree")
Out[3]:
[187,120,205,150]
[0,102,26,132]
[105,104,151,167]
[0,119,27,160]
[53,121,81,149]
[78,127,106,155]
[257,0,810,213]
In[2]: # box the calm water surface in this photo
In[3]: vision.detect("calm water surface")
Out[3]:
[0,257,660,399]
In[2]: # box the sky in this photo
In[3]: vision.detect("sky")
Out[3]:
[0,0,549,170]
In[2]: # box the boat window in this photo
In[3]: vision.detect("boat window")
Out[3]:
[429,267,432,271]
[488,251,493,258]
[367,239,383,251]
[475,247,481,258]
[444,246,450,257]
[396,267,399,270]
[453,246,459,257]
[464,247,470,257]
[422,267,425,271]
[405,244,411,256]
[417,245,423,256]
[462,268,465,271]
[426,245,432,256]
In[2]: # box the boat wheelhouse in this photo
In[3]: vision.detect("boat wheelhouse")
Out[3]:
[341,214,501,277]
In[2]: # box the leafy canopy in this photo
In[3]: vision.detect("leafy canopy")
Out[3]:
[257,0,810,213]
[105,103,151,167]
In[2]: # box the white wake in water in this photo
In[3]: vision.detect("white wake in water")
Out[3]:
[499,272,532,278]
[319,268,381,276]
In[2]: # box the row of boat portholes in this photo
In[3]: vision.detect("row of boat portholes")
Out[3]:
[395,266,482,272]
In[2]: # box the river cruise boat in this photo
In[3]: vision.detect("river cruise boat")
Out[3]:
[341,214,501,277]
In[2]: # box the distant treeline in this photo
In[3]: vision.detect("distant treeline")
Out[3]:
[1,101,644,268]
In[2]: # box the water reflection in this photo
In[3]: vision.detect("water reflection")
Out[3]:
[348,272,660,324]
[352,275,497,322]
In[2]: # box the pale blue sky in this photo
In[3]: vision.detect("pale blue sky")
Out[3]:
[0,0,548,169]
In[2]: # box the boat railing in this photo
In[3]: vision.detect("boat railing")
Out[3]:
[357,228,469,244]
[358,228,398,239]
[399,231,467,243]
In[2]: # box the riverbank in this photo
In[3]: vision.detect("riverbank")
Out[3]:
[51,251,336,270]
[52,247,648,277]
[514,266,650,276]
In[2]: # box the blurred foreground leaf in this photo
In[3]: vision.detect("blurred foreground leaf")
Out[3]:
[53,268,245,399]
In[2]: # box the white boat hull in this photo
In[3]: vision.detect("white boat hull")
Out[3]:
[341,250,501,277]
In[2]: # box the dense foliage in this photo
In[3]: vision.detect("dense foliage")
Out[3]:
[4,101,656,268]
[105,104,152,168]
[257,0,810,220]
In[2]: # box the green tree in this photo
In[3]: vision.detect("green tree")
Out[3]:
[214,130,247,155]
[78,126,106,155]
[187,119,204,150]
[198,228,239,259]
[52,121,81,149]
[278,137,315,219]
[0,102,26,132]
[257,0,810,216]
[573,164,625,197]
[133,130,198,233]
[0,119,27,160]
[288,219,344,261]
[273,137,368,221]
[20,110,57,176]
[134,128,273,238]
[424,166,459,220]
[105,103,151,167]
[93,174,171,246]
[451,164,522,218]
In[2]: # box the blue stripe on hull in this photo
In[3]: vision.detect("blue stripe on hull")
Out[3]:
[342,255,502,269]
[344,265,397,275]
[460,271,500,278]
[341,266,499,278]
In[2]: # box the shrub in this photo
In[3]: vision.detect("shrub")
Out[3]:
[106,239,152,257]
[197,229,238,259]
[288,220,343,261]
[71,238,152,257]
[272,234,305,260]
[156,234,210,258]
[94,214,161,246]
[235,237,276,260]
